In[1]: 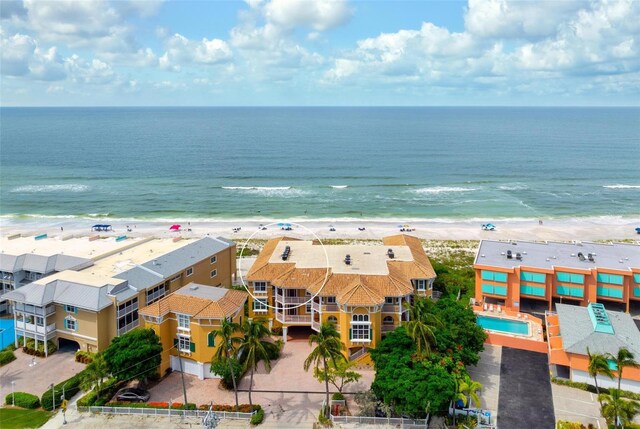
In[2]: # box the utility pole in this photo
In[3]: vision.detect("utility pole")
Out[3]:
[178,350,188,405]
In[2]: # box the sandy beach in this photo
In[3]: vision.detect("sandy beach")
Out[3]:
[1,217,638,244]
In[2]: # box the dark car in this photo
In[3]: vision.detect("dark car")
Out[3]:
[115,388,150,402]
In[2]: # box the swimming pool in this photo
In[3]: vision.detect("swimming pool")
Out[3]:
[477,315,529,335]
[0,319,16,350]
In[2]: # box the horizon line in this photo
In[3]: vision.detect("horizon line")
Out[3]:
[2,105,639,108]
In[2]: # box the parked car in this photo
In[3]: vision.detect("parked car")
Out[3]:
[115,388,150,402]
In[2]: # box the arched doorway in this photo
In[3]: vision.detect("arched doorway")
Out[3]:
[58,337,81,352]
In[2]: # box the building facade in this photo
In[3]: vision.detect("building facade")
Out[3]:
[246,234,435,361]
[474,240,640,313]
[547,302,640,393]
[140,283,247,379]
[4,236,236,355]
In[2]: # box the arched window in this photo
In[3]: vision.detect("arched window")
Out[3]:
[352,314,369,322]
[328,316,338,324]
[383,316,394,324]
[208,331,216,347]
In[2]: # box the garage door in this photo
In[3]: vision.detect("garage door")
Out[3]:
[170,356,202,378]
[572,369,640,393]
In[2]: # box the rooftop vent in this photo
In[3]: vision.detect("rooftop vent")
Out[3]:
[511,241,518,245]
[481,254,485,258]
[522,251,527,255]
[571,253,576,257]
[578,252,585,261]
[588,253,595,262]
[507,250,513,259]
[344,254,351,265]
[190,285,199,290]
[500,252,505,255]
[387,249,395,259]
[516,253,522,261]
[587,302,614,335]
[153,259,159,265]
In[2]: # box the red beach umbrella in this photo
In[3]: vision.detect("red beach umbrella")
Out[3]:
[169,224,181,231]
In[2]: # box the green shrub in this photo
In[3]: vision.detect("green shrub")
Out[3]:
[317,406,332,427]
[75,351,94,364]
[0,350,16,366]
[22,339,57,357]
[250,406,265,425]
[331,392,345,401]
[2,343,17,352]
[77,378,122,407]
[556,422,597,429]
[551,377,640,401]
[211,358,246,390]
[41,371,84,410]
[5,392,41,409]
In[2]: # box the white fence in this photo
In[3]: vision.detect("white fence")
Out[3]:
[331,415,429,426]
[78,406,255,420]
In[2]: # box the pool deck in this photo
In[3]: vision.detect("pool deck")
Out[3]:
[473,307,548,353]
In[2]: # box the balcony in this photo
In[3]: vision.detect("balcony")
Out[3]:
[274,295,308,305]
[118,320,140,336]
[117,301,138,318]
[311,319,321,331]
[382,324,396,333]
[16,321,56,335]
[323,304,339,313]
[311,301,321,312]
[275,312,311,324]
[382,304,401,313]
[15,304,55,316]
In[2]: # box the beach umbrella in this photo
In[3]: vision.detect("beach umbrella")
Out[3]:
[283,223,292,227]
[277,223,285,227]
[403,224,410,228]
[169,224,181,231]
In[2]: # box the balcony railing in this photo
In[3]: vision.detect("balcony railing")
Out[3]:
[275,312,311,324]
[118,320,140,336]
[311,301,321,312]
[14,304,55,316]
[323,304,338,312]
[382,304,400,313]
[16,321,56,334]
[311,319,321,331]
[381,324,396,332]
[116,301,138,318]
[275,295,308,305]
[349,347,368,361]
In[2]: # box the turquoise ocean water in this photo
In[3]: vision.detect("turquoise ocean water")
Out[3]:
[1,107,638,222]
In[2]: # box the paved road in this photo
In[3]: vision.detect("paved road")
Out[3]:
[498,347,555,429]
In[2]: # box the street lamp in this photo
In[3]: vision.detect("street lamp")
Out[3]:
[11,381,15,406]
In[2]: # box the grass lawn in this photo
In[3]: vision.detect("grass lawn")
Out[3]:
[0,408,52,429]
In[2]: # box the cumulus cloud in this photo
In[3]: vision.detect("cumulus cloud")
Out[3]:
[263,0,351,31]
[159,33,232,71]
[1,31,66,80]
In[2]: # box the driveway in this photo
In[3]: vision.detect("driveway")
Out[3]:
[498,347,555,429]
[149,338,375,428]
[0,347,85,398]
[552,384,606,427]
[467,344,501,418]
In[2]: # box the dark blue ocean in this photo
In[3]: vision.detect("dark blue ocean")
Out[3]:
[1,107,639,221]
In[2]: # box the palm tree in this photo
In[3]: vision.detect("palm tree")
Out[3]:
[599,388,640,429]
[458,376,482,409]
[80,353,109,394]
[402,298,440,358]
[210,318,243,411]
[303,322,345,418]
[587,347,614,404]
[239,318,274,408]
[613,347,639,391]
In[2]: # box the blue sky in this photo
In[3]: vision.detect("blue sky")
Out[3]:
[1,0,639,106]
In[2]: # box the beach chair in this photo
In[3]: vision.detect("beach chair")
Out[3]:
[497,305,502,314]
[489,304,494,313]
[483,303,488,312]
[517,313,521,319]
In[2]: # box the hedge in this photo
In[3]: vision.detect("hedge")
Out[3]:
[0,350,16,366]
[106,401,197,410]
[41,370,84,410]
[250,406,264,425]
[197,404,257,413]
[77,378,124,407]
[331,392,345,401]
[22,339,57,357]
[5,392,41,409]
[75,351,94,364]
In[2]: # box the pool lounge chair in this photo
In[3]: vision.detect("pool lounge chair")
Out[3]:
[489,304,494,312]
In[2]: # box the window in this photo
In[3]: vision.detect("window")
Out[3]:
[210,269,217,278]
[64,305,78,313]
[253,299,267,312]
[35,316,44,326]
[557,272,584,284]
[327,316,338,324]
[385,297,394,304]
[383,316,394,324]
[481,271,508,282]
[521,272,546,283]
[117,298,139,335]
[186,267,193,277]
[210,256,217,264]
[64,318,77,331]
[350,324,370,341]
[306,292,312,313]
[178,335,191,353]
[170,274,182,282]
[352,314,369,323]
[253,282,267,293]
[597,273,624,285]
[146,284,166,305]
[326,296,336,304]
[177,314,190,330]
[208,332,216,347]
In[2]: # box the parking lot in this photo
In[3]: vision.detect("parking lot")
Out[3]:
[552,384,606,427]
[467,344,501,419]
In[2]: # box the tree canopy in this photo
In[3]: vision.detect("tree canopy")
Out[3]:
[102,328,163,382]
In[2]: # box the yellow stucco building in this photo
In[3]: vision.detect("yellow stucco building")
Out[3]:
[4,236,236,355]
[140,283,247,379]
[246,234,435,361]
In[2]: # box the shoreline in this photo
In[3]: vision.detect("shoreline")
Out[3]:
[1,216,638,242]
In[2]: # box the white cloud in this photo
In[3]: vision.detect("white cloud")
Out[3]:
[159,33,232,70]
[1,31,66,80]
[64,54,116,84]
[263,0,351,31]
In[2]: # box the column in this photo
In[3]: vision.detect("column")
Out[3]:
[282,326,288,344]
[22,314,26,347]
[13,309,18,348]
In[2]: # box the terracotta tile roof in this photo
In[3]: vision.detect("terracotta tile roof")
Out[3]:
[248,235,434,306]
[140,288,247,319]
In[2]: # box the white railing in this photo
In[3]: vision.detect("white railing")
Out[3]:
[311,319,321,331]
[311,301,321,312]
[78,406,255,420]
[349,347,368,361]
[117,320,140,336]
[330,415,429,426]
[275,295,307,305]
[117,301,138,318]
[15,304,54,316]
[16,321,56,334]
[275,313,311,324]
